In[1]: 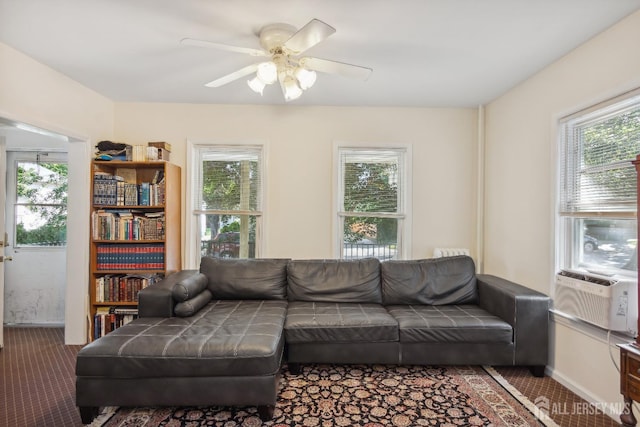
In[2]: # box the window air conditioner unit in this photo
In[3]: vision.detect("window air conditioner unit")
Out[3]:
[555,270,638,336]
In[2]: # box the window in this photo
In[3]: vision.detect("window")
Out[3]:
[558,91,640,276]
[192,145,263,259]
[15,155,67,247]
[337,146,409,260]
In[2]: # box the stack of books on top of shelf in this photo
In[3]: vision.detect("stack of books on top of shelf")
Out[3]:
[147,141,171,161]
[124,142,171,162]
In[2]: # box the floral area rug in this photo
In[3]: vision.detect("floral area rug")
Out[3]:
[97,364,548,427]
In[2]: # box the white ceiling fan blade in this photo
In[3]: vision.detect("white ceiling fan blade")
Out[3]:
[181,38,268,57]
[284,19,336,55]
[205,63,259,88]
[300,57,373,81]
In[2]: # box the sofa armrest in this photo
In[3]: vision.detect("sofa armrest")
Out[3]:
[477,274,550,366]
[138,270,199,317]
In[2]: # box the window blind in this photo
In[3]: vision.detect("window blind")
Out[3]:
[339,148,404,215]
[193,145,262,212]
[559,95,640,215]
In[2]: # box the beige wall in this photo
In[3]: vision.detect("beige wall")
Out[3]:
[0,43,114,139]
[114,103,479,263]
[485,10,640,409]
[0,42,115,344]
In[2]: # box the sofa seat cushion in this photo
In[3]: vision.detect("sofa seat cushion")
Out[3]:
[285,301,398,343]
[76,300,287,378]
[386,304,512,344]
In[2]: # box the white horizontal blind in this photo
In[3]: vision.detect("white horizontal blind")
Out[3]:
[559,94,640,216]
[193,145,263,213]
[339,148,404,215]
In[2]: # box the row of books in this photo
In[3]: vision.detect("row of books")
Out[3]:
[92,210,165,240]
[96,244,165,270]
[95,273,163,303]
[93,173,166,206]
[94,306,139,339]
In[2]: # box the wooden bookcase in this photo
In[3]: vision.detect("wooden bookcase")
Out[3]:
[619,155,640,427]
[634,154,640,345]
[89,160,181,339]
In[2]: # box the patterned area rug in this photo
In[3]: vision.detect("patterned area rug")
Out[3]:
[95,364,550,427]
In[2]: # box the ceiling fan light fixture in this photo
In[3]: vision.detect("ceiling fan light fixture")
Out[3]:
[256,61,278,84]
[282,75,303,101]
[247,76,266,95]
[184,19,372,102]
[294,67,316,90]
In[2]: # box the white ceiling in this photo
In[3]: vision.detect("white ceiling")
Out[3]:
[1,0,640,108]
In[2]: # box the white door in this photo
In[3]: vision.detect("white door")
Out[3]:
[0,138,6,348]
[4,151,67,325]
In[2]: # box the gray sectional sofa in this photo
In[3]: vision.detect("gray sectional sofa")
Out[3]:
[76,255,550,424]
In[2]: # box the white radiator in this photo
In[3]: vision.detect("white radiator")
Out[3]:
[555,270,637,335]
[433,248,470,258]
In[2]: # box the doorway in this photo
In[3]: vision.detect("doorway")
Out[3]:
[4,151,68,325]
[0,117,90,347]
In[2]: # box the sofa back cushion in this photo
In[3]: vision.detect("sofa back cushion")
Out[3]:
[381,256,477,305]
[174,289,213,317]
[199,257,289,300]
[287,258,382,303]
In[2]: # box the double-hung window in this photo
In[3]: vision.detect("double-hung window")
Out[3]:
[192,145,263,259]
[337,146,409,260]
[558,91,640,276]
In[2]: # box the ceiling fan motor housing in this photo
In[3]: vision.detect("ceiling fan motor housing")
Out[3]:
[259,23,297,53]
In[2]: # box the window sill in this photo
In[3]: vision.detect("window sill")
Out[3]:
[550,309,636,345]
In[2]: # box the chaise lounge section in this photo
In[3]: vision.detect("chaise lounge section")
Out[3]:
[76,258,289,423]
[76,255,550,423]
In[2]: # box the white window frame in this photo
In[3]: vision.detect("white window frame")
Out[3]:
[556,89,640,278]
[186,140,266,268]
[333,142,412,260]
[11,151,68,249]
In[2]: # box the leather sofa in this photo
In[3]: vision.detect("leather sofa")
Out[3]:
[76,255,550,424]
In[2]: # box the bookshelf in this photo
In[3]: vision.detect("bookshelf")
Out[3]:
[89,160,181,339]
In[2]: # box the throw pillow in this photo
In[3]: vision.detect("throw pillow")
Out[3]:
[174,289,213,317]
[172,273,208,302]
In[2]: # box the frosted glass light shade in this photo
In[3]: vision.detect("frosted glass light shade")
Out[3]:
[282,76,302,101]
[295,67,316,90]
[247,76,266,95]
[256,61,278,84]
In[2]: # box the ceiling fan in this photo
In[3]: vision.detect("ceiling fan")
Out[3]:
[181,19,373,102]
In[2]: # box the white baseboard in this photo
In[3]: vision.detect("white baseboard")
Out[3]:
[547,366,626,421]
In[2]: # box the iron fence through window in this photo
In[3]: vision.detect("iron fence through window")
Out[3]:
[343,242,397,260]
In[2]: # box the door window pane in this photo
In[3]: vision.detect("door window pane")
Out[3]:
[15,161,67,247]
